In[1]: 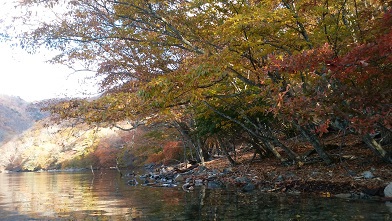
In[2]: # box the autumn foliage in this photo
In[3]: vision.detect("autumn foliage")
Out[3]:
[147,141,183,164]
[13,0,392,165]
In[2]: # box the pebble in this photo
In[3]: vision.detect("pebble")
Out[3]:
[362,171,374,179]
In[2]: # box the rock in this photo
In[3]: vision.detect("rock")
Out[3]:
[125,172,136,177]
[127,179,138,186]
[207,180,223,189]
[242,183,256,192]
[310,171,320,177]
[174,173,183,181]
[139,174,148,179]
[275,175,284,182]
[210,169,220,175]
[384,182,392,197]
[198,166,207,173]
[185,177,193,183]
[182,183,194,192]
[194,179,204,186]
[362,171,374,179]
[161,183,177,187]
[223,167,233,174]
[235,177,251,184]
[144,163,155,170]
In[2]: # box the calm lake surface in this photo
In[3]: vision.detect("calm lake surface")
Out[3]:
[0,170,391,220]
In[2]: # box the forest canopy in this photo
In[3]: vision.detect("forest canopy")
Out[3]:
[12,0,392,165]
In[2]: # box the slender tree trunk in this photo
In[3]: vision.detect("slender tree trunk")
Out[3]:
[115,159,123,178]
[245,136,269,157]
[175,121,201,164]
[363,134,392,164]
[270,134,301,161]
[204,101,284,161]
[196,136,205,166]
[218,137,237,166]
[261,138,284,161]
[378,123,392,145]
[294,122,332,165]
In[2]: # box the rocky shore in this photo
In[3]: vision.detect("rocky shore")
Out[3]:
[125,152,392,202]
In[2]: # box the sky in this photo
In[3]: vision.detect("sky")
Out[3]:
[0,1,99,102]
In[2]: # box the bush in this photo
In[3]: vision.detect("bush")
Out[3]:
[147,141,183,164]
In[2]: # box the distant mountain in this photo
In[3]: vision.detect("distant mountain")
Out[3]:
[0,95,47,144]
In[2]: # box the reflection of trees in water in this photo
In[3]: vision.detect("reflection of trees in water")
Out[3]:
[1,172,391,220]
[0,171,134,220]
[177,188,392,221]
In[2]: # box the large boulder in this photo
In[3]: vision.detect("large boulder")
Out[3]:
[384,182,392,197]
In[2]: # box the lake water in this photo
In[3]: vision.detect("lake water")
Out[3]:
[0,170,391,220]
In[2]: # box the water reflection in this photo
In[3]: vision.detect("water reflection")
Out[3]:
[0,171,391,220]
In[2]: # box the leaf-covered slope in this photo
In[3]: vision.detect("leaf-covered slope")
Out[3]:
[0,95,46,144]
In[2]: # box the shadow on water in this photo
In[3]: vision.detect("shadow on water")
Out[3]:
[0,171,391,220]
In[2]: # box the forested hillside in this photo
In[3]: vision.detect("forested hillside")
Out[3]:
[0,95,46,144]
[0,117,181,172]
[0,95,182,173]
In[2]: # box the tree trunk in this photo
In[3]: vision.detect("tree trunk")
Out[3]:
[175,121,204,165]
[245,138,268,158]
[294,122,332,165]
[378,124,392,145]
[261,138,285,162]
[363,134,392,164]
[196,136,205,166]
[270,135,301,161]
[204,101,284,161]
[218,137,237,166]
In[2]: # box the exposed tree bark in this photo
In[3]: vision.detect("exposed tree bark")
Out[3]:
[243,114,299,161]
[378,123,392,145]
[261,139,285,162]
[363,134,392,164]
[271,137,302,162]
[217,137,237,166]
[175,121,205,165]
[243,136,269,157]
[196,136,205,166]
[204,101,285,161]
[293,122,332,165]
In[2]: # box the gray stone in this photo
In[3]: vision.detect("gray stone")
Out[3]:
[194,179,204,186]
[207,180,223,189]
[275,175,284,182]
[362,171,374,179]
[174,173,182,181]
[242,183,256,192]
[127,179,138,186]
[235,177,251,184]
[384,182,392,197]
[223,167,233,174]
[198,166,207,172]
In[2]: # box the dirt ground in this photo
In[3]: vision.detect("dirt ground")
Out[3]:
[203,133,392,197]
